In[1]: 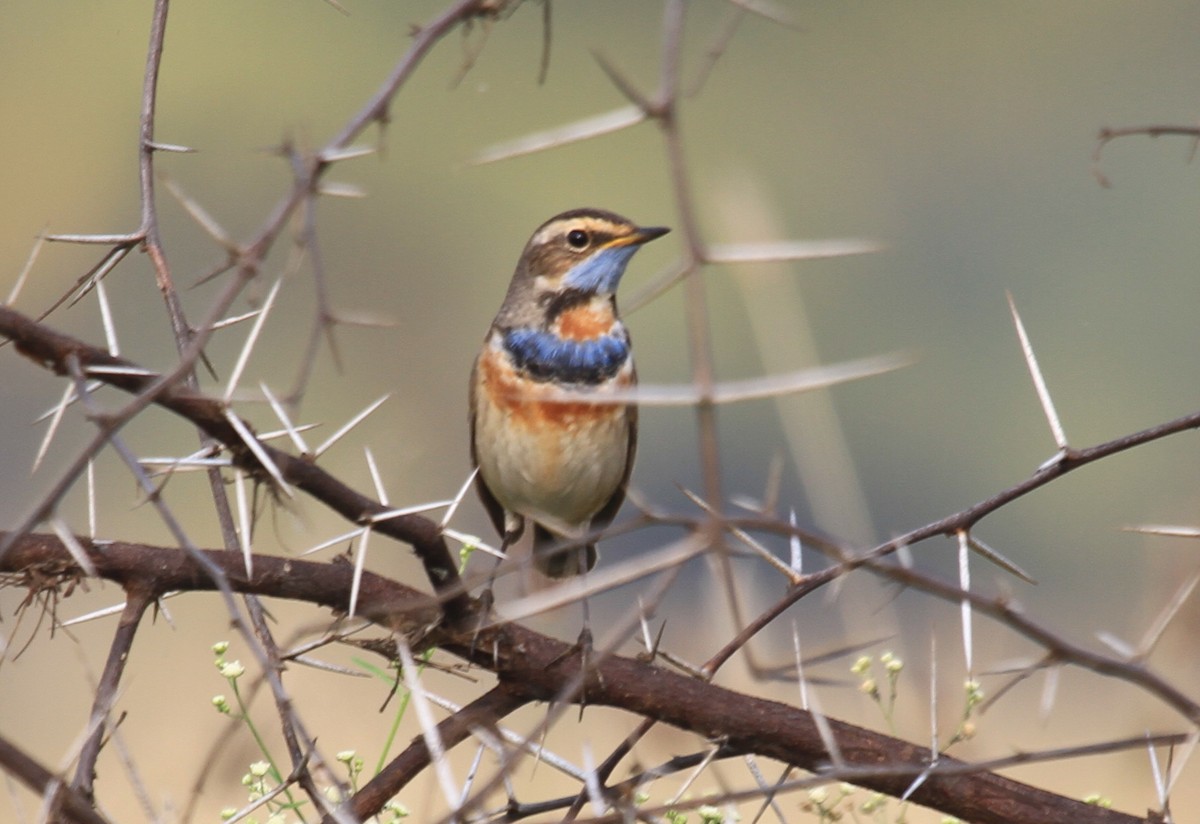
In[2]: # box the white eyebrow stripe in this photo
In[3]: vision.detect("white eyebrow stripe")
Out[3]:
[530,221,568,247]
[529,216,627,249]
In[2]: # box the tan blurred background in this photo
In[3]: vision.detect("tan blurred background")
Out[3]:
[3,1,1200,820]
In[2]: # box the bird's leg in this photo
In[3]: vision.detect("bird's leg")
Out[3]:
[573,544,607,716]
[577,542,596,655]
[485,514,524,606]
[472,513,524,657]
[578,552,597,691]
[547,541,604,715]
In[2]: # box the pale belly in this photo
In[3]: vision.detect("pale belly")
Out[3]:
[475,394,632,534]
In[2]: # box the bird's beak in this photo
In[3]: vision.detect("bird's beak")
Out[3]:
[605,225,671,249]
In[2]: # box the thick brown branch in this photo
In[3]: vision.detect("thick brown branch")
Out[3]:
[0,532,1152,824]
[449,626,1148,824]
[0,532,439,631]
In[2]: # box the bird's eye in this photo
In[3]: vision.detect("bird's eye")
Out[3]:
[566,229,590,249]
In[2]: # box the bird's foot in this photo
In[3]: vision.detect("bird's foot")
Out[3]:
[550,625,604,717]
[467,585,496,662]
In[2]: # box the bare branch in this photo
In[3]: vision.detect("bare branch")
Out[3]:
[1,531,1158,824]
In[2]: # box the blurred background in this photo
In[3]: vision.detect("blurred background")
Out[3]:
[3,1,1200,820]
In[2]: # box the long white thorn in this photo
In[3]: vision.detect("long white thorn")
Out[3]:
[805,685,844,769]
[260,382,309,454]
[5,232,46,305]
[235,470,253,577]
[1135,566,1200,659]
[1007,291,1068,451]
[365,447,388,505]
[32,383,76,473]
[472,105,646,165]
[929,633,939,758]
[1039,666,1059,721]
[441,468,479,528]
[792,621,808,710]
[957,530,973,675]
[225,409,292,498]
[348,528,369,618]
[299,526,365,558]
[314,394,390,458]
[86,460,97,538]
[396,638,459,811]
[225,277,283,403]
[788,508,803,574]
[368,500,455,524]
[1147,734,1167,809]
[95,280,120,356]
[62,592,181,627]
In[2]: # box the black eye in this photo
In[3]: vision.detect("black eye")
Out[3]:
[566,229,590,249]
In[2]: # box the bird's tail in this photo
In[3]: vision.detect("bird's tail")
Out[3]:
[532,523,597,578]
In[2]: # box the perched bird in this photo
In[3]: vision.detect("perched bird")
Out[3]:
[470,208,669,578]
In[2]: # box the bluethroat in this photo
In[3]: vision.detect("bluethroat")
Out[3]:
[470,208,669,578]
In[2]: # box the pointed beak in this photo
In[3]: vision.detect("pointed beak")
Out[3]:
[605,225,671,249]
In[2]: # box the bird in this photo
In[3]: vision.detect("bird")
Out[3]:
[469,208,669,579]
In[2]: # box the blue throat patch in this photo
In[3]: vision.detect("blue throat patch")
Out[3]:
[503,327,629,384]
[561,244,641,294]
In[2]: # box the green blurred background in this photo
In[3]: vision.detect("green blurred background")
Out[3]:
[3,1,1200,820]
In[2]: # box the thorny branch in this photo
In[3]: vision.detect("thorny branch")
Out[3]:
[0,531,1172,824]
[0,304,472,622]
[2,301,1197,822]
[2,4,499,817]
[3,2,1199,823]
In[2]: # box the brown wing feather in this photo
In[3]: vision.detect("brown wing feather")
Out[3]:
[469,355,511,541]
[590,352,638,533]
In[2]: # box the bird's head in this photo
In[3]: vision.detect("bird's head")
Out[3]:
[518,208,670,298]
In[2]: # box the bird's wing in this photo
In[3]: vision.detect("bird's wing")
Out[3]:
[468,355,509,540]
